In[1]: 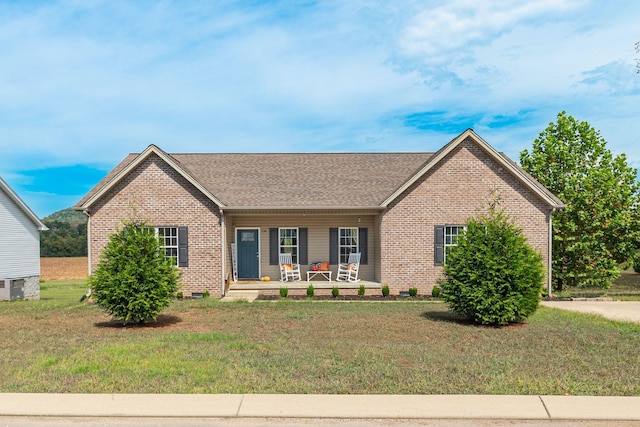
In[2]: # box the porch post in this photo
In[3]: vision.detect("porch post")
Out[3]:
[221,211,226,297]
[547,208,555,297]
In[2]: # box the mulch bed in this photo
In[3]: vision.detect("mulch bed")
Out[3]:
[256,294,439,301]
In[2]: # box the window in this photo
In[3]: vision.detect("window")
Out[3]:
[279,228,298,264]
[157,227,179,266]
[339,227,358,263]
[444,226,464,263]
[434,225,464,265]
[149,226,188,267]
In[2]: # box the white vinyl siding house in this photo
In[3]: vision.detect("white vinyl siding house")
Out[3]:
[0,177,48,300]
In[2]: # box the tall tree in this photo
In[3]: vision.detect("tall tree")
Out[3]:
[520,112,640,290]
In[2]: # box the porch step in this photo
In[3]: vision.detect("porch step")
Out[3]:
[221,290,259,302]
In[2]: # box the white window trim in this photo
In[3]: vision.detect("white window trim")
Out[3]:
[444,225,465,264]
[279,227,299,264]
[155,226,179,267]
[338,227,359,264]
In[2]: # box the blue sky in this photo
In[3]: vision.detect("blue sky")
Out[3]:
[1,0,639,218]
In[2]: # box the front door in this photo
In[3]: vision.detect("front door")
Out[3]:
[236,228,260,279]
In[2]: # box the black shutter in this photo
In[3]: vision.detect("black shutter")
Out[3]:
[359,227,368,265]
[434,225,444,266]
[269,228,278,265]
[178,226,188,267]
[329,227,338,265]
[299,228,308,265]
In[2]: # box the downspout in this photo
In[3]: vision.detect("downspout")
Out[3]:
[220,211,226,297]
[548,208,555,297]
[83,210,91,277]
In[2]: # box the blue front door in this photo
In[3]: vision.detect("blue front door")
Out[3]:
[237,228,260,279]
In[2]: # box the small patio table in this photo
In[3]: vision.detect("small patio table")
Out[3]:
[306,271,332,281]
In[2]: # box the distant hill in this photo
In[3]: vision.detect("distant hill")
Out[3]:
[44,208,87,227]
[41,208,88,257]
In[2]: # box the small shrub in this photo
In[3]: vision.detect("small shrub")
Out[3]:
[431,286,441,298]
[409,287,418,297]
[202,290,210,299]
[279,287,289,298]
[306,284,315,297]
[331,287,339,298]
[439,206,545,326]
[358,284,366,297]
[381,285,390,297]
[176,292,183,299]
[89,218,181,325]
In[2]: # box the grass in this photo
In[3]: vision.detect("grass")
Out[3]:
[1,280,639,395]
[555,268,640,300]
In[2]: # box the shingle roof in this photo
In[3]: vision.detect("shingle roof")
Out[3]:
[77,152,434,208]
[75,130,565,211]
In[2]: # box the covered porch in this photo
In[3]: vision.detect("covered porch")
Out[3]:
[225,279,382,300]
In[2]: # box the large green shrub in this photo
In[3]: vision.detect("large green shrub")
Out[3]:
[439,206,545,326]
[89,219,181,325]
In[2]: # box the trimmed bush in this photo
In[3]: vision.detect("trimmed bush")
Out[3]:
[331,287,339,298]
[279,287,289,298]
[89,218,181,325]
[358,284,366,297]
[408,287,418,297]
[439,206,545,326]
[306,284,315,297]
[431,286,441,298]
[381,285,390,297]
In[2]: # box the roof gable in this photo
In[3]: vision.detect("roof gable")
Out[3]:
[76,145,226,210]
[0,177,48,230]
[380,129,565,209]
[75,130,564,211]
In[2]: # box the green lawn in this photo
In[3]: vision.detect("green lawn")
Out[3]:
[556,268,640,299]
[1,279,639,395]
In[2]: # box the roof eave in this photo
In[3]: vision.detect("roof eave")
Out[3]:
[77,145,227,212]
[380,129,565,210]
[222,206,385,212]
[0,177,48,231]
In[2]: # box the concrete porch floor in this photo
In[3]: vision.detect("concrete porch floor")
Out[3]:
[229,279,381,291]
[223,280,382,302]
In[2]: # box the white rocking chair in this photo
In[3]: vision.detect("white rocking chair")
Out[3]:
[336,252,361,282]
[279,253,301,282]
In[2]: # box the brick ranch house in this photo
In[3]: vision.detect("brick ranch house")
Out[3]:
[74,129,564,298]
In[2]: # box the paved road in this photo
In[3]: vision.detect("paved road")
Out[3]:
[540,301,640,323]
[1,417,639,427]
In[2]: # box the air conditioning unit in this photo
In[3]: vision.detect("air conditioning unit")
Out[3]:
[0,279,24,301]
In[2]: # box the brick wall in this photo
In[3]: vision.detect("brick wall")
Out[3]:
[380,138,552,295]
[88,154,224,297]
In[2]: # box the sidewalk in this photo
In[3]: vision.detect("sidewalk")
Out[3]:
[1,394,640,421]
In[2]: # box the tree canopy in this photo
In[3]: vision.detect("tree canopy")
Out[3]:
[41,208,87,257]
[520,111,640,290]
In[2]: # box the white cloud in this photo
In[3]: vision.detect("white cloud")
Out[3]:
[1,0,640,217]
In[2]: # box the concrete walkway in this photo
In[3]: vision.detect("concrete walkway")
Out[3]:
[541,300,640,323]
[1,394,640,421]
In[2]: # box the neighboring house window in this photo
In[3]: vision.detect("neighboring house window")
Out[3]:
[434,225,464,266]
[153,226,189,267]
[339,227,358,263]
[279,227,298,264]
